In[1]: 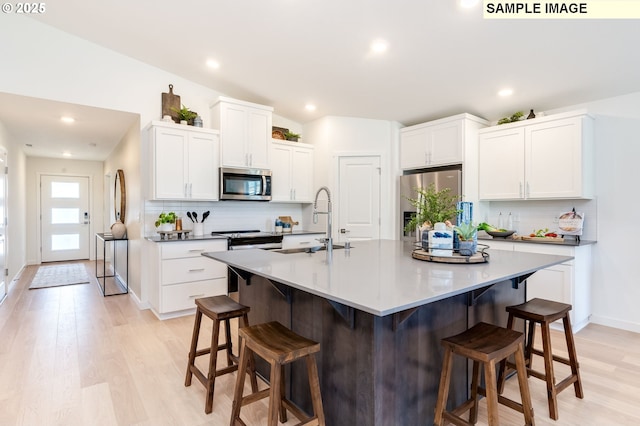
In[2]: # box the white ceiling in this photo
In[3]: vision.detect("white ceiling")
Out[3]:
[5,1,640,161]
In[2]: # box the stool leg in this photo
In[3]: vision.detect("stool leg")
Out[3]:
[562,315,584,399]
[268,361,282,426]
[434,349,453,426]
[205,319,222,414]
[185,308,203,387]
[224,318,234,367]
[514,343,535,426]
[525,319,536,370]
[306,354,325,425]
[230,338,250,426]
[469,360,481,424]
[497,313,516,393]
[241,313,259,393]
[540,321,559,420]
[279,365,287,423]
[484,361,500,426]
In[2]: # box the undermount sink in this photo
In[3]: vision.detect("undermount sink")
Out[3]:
[273,244,347,254]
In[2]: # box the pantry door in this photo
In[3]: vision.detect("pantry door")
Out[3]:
[0,149,6,301]
[337,155,381,241]
[40,175,90,262]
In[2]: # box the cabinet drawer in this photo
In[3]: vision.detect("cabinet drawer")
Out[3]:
[161,257,227,285]
[282,234,325,249]
[161,278,228,313]
[161,240,227,259]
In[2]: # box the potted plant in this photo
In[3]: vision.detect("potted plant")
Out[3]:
[403,183,461,236]
[284,131,301,142]
[172,105,198,125]
[155,212,176,231]
[454,222,477,256]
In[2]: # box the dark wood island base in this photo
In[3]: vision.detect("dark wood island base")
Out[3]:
[235,271,525,426]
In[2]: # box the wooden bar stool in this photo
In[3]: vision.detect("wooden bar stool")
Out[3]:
[184,295,258,414]
[230,321,325,426]
[434,322,534,426]
[498,298,583,420]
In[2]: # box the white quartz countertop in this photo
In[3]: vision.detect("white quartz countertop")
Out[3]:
[203,240,573,317]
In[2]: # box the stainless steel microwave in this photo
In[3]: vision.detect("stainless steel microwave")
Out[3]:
[219,167,272,201]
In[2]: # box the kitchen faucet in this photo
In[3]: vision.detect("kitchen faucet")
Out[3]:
[313,186,332,252]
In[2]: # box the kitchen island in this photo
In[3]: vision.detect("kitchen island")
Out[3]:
[203,240,573,425]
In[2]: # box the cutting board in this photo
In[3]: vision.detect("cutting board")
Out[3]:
[161,84,180,123]
[521,236,564,243]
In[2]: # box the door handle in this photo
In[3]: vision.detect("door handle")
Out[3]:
[84,212,90,224]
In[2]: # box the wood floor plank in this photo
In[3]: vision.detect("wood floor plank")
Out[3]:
[1,261,639,425]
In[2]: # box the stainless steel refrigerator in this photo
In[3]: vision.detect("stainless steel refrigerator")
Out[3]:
[400,167,462,241]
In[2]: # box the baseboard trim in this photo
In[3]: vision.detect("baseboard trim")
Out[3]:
[590,314,640,334]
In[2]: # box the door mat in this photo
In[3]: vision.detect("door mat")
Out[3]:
[29,263,90,290]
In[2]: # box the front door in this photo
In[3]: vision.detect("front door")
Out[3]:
[338,155,381,241]
[40,175,90,262]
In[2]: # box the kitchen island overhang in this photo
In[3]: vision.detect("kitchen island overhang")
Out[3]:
[202,240,574,425]
[202,239,573,316]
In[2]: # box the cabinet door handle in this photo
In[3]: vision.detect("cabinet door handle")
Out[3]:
[293,189,296,200]
[519,182,523,198]
[250,153,253,166]
[526,182,530,198]
[184,183,188,197]
[188,268,205,272]
[189,293,205,298]
[188,249,205,252]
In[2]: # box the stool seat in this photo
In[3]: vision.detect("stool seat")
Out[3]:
[434,322,534,426]
[231,321,325,426]
[498,298,583,420]
[185,295,258,414]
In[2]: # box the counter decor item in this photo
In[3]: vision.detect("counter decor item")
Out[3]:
[284,131,301,142]
[527,109,536,119]
[412,244,489,264]
[404,183,460,246]
[172,104,198,125]
[454,222,477,256]
[110,221,127,239]
[161,84,181,123]
[272,126,288,140]
[193,115,203,127]
[497,111,524,125]
[155,212,176,232]
[278,216,299,232]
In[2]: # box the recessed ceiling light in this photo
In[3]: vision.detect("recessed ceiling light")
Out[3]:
[206,59,220,69]
[498,88,514,97]
[305,104,317,112]
[460,0,480,8]
[370,39,389,54]
[61,116,75,123]
[62,151,72,157]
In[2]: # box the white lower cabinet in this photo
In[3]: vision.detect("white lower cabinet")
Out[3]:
[485,240,592,332]
[282,233,325,249]
[148,239,228,319]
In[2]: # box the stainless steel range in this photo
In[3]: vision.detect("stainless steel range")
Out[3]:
[214,229,283,293]
[214,229,283,250]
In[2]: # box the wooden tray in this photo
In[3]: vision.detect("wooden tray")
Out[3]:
[157,230,191,240]
[412,248,489,264]
[520,236,564,243]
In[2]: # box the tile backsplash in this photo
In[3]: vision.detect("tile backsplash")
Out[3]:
[144,200,305,237]
[483,199,597,241]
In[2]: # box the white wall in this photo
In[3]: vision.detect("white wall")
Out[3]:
[0,121,27,287]
[303,116,401,240]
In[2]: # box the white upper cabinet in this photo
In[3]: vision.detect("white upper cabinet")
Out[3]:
[147,121,219,201]
[211,97,273,169]
[400,114,487,170]
[478,110,594,200]
[270,140,314,203]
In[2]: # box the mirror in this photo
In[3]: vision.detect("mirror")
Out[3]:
[114,169,126,223]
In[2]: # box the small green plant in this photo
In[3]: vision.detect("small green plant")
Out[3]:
[403,184,461,233]
[172,105,197,122]
[155,212,176,227]
[497,111,524,125]
[284,131,301,141]
[454,222,477,241]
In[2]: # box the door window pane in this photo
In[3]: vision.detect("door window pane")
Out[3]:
[51,234,80,251]
[51,182,80,198]
[51,208,79,224]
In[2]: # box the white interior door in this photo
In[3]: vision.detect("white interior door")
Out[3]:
[338,156,381,241]
[0,149,6,301]
[40,175,90,262]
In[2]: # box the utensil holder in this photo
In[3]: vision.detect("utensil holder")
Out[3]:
[193,223,204,237]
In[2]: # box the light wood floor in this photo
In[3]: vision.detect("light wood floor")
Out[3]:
[1,261,640,425]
